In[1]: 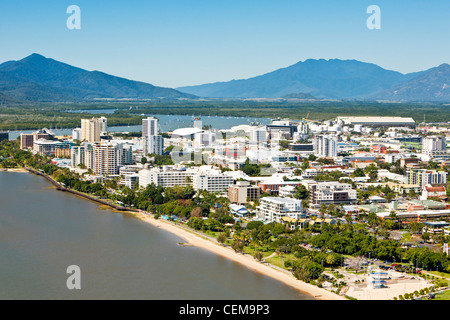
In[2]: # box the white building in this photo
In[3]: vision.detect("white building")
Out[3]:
[249,127,268,145]
[422,136,449,160]
[144,135,164,155]
[278,185,296,198]
[72,128,82,141]
[337,116,416,128]
[193,172,235,192]
[142,117,159,137]
[313,135,338,158]
[71,143,94,169]
[99,116,108,134]
[33,139,60,156]
[420,184,447,200]
[138,165,198,189]
[422,136,446,154]
[122,174,140,189]
[194,131,217,148]
[309,181,357,206]
[256,197,303,223]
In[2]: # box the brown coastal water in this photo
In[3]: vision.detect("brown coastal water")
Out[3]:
[0,172,313,300]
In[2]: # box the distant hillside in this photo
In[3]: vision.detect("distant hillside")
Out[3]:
[177,59,421,99]
[282,92,317,99]
[373,64,450,102]
[3,54,450,103]
[0,54,197,102]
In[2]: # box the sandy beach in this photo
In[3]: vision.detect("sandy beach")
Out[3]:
[131,211,346,300]
[0,168,29,172]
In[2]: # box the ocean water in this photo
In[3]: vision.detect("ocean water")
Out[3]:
[0,172,312,300]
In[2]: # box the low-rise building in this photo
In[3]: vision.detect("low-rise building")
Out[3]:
[281,217,310,231]
[407,169,448,187]
[309,181,357,206]
[422,221,450,234]
[289,143,314,152]
[279,185,297,198]
[33,139,60,156]
[55,141,75,159]
[258,180,303,194]
[228,181,261,205]
[138,165,198,188]
[193,171,235,192]
[256,196,303,223]
[420,184,447,200]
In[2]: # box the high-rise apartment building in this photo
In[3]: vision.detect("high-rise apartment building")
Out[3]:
[99,116,108,134]
[91,143,133,175]
[142,117,158,137]
[249,127,268,145]
[142,117,163,155]
[144,135,164,156]
[81,118,101,143]
[422,136,448,160]
[93,144,118,175]
[313,135,338,158]
[422,136,446,154]
[71,143,94,169]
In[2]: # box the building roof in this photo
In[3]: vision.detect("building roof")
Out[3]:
[423,221,450,227]
[424,186,446,192]
[171,127,204,137]
[282,217,309,223]
[261,196,302,205]
[338,116,415,125]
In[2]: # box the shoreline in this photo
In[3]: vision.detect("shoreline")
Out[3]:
[0,168,29,173]
[130,210,346,300]
[17,169,345,300]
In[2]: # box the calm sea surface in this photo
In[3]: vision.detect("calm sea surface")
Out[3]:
[0,172,312,300]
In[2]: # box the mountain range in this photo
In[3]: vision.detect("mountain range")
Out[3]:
[1,54,450,103]
[177,59,450,102]
[0,54,196,102]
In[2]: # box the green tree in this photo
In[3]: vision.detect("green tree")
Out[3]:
[217,233,227,244]
[293,184,309,200]
[231,239,245,253]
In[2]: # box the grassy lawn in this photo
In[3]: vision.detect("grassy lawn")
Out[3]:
[203,230,221,239]
[265,253,296,270]
[242,246,274,259]
[433,290,450,300]
[425,271,450,279]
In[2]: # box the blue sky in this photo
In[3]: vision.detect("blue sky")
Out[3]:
[1,0,449,88]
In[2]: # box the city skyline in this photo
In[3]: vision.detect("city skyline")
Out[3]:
[1,1,450,88]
